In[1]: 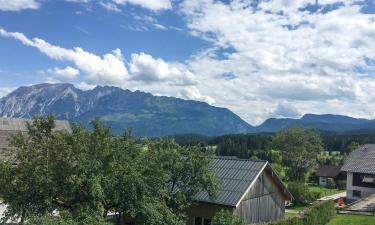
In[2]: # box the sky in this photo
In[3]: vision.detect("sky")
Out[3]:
[0,0,375,125]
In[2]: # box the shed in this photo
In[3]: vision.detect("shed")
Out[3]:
[186,157,293,225]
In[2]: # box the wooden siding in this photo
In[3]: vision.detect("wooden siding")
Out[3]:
[235,170,286,224]
[185,202,233,225]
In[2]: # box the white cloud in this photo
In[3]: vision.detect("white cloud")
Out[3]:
[179,86,215,105]
[270,102,301,118]
[113,0,172,11]
[129,52,197,86]
[180,0,375,124]
[0,28,128,85]
[99,1,121,12]
[0,87,16,97]
[0,0,40,11]
[40,66,80,83]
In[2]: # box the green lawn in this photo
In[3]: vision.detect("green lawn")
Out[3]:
[327,215,375,225]
[308,186,344,197]
[285,205,308,219]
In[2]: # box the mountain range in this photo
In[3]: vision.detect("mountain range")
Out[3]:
[1,83,375,136]
[0,83,253,136]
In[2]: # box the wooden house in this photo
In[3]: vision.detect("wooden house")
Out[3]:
[341,144,375,201]
[315,165,344,187]
[186,157,293,225]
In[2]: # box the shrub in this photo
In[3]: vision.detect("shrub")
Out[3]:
[288,182,321,206]
[269,200,335,225]
[25,213,112,225]
[211,210,246,225]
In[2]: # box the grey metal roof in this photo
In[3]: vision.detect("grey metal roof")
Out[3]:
[316,165,342,178]
[0,117,71,155]
[341,144,375,174]
[193,157,267,207]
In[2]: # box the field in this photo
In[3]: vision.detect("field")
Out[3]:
[327,214,375,225]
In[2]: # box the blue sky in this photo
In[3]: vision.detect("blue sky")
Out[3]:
[0,0,375,125]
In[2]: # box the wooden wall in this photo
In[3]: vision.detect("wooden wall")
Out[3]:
[235,170,286,224]
[185,202,233,225]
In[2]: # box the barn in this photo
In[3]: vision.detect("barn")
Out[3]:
[186,157,293,225]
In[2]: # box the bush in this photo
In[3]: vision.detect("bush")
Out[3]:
[288,182,321,206]
[25,213,112,225]
[269,200,335,225]
[211,210,246,225]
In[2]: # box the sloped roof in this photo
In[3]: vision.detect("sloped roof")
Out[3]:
[193,157,291,207]
[341,144,375,174]
[0,117,71,153]
[316,165,342,178]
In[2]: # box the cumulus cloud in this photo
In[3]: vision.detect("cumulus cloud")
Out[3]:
[179,86,215,105]
[113,0,172,11]
[0,0,40,11]
[180,0,375,124]
[40,66,80,83]
[0,28,210,106]
[270,102,301,118]
[0,28,128,85]
[129,52,197,86]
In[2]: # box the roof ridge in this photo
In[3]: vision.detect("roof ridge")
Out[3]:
[213,156,268,163]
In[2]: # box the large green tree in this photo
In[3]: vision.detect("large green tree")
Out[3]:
[0,117,217,225]
[272,126,324,182]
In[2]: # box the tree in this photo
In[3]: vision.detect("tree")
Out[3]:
[0,117,217,225]
[211,210,246,225]
[346,141,359,155]
[272,126,324,182]
[287,182,321,206]
[0,116,59,223]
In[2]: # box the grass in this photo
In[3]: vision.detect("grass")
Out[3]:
[285,205,309,219]
[327,214,375,225]
[308,186,344,197]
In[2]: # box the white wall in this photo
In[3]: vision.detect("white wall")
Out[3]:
[346,172,375,200]
[319,177,327,187]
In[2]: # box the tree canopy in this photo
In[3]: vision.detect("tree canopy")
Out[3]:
[0,116,217,224]
[272,126,324,181]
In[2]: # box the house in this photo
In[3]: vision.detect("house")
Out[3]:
[186,157,293,225]
[341,144,375,201]
[0,117,71,159]
[315,165,343,187]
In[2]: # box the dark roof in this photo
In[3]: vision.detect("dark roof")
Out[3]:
[193,157,291,207]
[316,165,342,178]
[0,118,71,157]
[341,144,375,174]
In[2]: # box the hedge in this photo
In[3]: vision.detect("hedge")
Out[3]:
[268,200,335,225]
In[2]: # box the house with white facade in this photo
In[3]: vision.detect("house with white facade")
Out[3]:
[341,144,375,201]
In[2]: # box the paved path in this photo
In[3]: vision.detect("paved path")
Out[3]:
[347,194,375,212]
[317,191,346,201]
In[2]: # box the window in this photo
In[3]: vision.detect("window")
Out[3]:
[353,173,375,188]
[194,217,211,225]
[353,190,361,198]
[194,217,202,225]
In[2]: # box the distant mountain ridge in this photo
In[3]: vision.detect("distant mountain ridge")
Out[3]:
[1,83,375,136]
[257,114,375,133]
[0,83,254,136]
